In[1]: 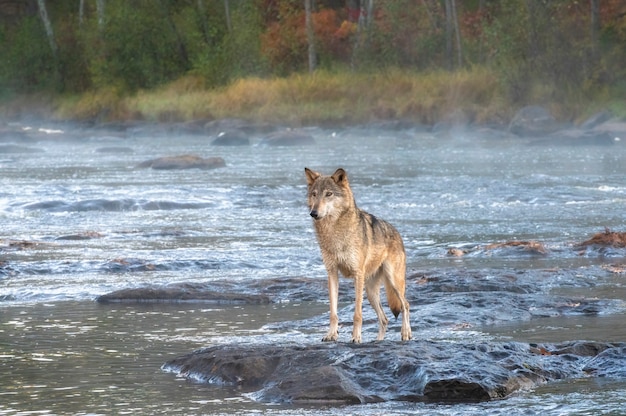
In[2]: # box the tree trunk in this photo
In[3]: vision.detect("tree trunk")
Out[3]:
[224,0,232,33]
[96,0,105,30]
[79,0,84,27]
[159,0,189,68]
[451,0,462,67]
[590,0,600,60]
[305,0,316,72]
[36,0,57,58]
[444,0,453,69]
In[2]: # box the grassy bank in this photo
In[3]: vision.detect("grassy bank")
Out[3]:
[3,68,624,126]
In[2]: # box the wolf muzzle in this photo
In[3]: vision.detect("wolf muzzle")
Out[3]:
[310,209,320,219]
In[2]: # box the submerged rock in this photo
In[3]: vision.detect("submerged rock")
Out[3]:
[162,340,626,404]
[137,155,225,170]
[97,282,271,304]
[260,129,315,146]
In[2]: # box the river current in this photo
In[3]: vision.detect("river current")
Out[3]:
[1,122,625,415]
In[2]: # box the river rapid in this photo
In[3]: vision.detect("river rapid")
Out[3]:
[1,121,625,415]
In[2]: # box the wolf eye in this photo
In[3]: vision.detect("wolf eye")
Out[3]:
[325,191,333,197]
[311,191,317,197]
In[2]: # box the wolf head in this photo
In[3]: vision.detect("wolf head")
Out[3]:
[304,168,354,221]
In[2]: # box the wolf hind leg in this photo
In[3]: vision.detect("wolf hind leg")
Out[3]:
[382,260,412,341]
[366,272,389,341]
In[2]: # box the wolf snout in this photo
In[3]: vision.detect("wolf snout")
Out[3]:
[310,210,319,219]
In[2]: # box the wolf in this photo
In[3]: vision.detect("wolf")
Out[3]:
[304,167,412,343]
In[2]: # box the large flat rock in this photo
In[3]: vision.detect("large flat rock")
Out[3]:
[162,340,625,404]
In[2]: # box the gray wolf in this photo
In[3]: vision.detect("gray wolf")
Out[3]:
[304,167,412,343]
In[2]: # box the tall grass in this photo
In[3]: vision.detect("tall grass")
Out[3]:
[41,68,625,125]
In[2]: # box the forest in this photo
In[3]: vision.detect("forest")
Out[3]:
[1,0,625,124]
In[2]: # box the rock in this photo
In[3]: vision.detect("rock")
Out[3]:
[95,146,134,153]
[96,282,272,304]
[530,128,615,146]
[583,345,626,378]
[211,129,250,146]
[579,110,613,130]
[576,228,626,248]
[432,109,471,136]
[260,130,315,146]
[484,241,548,255]
[162,340,624,404]
[136,154,225,170]
[204,118,276,136]
[56,231,104,240]
[508,106,569,137]
[591,119,626,142]
[0,144,44,153]
[0,128,36,143]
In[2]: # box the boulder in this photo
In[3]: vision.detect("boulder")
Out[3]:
[260,130,315,146]
[211,129,250,146]
[162,340,626,404]
[204,118,276,135]
[579,110,613,130]
[136,154,225,170]
[508,106,569,137]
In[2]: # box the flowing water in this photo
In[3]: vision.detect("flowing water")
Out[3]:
[1,123,625,415]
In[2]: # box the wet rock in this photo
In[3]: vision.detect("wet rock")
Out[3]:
[260,129,315,146]
[0,239,48,251]
[95,146,134,153]
[448,241,547,256]
[210,129,250,146]
[509,106,569,137]
[583,345,626,378]
[136,155,225,170]
[97,282,271,304]
[579,110,613,130]
[576,228,626,248]
[0,128,37,143]
[163,340,624,404]
[0,144,44,153]
[204,118,277,136]
[531,128,615,146]
[484,241,548,255]
[56,231,105,240]
[591,119,626,141]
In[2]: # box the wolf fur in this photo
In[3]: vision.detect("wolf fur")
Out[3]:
[304,167,412,343]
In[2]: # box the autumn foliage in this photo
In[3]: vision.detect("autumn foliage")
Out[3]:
[0,0,625,121]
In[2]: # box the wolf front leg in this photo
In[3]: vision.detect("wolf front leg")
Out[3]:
[322,269,340,342]
[351,273,365,343]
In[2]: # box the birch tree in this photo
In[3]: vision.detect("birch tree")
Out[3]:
[36,0,57,60]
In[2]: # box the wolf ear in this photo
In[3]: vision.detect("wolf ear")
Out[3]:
[304,167,320,185]
[331,168,347,184]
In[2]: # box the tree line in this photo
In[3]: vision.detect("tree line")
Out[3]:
[1,0,625,104]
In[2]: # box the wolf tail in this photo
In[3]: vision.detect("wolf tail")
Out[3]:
[384,277,405,319]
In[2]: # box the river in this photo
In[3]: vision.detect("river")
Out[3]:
[1,122,625,415]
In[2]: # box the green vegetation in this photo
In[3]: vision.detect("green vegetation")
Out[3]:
[1,1,625,125]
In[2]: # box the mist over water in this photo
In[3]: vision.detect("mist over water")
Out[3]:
[1,123,625,414]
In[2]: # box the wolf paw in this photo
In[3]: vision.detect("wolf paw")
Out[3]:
[322,333,338,342]
[401,329,412,341]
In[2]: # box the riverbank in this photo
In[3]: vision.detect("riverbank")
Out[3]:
[2,69,625,127]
